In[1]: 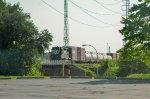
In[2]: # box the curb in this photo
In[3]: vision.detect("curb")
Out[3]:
[1,76,150,80]
[95,77,150,81]
[17,77,45,79]
[50,76,93,79]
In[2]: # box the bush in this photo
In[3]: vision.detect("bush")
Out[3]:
[0,50,21,75]
[27,64,42,76]
[105,66,119,77]
[0,50,42,76]
[99,60,119,77]
[117,60,149,77]
[99,60,109,76]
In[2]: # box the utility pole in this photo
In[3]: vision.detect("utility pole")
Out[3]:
[82,44,99,76]
[64,0,69,46]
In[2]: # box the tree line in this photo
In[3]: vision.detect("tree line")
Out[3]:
[118,0,150,76]
[0,0,53,76]
[0,0,149,76]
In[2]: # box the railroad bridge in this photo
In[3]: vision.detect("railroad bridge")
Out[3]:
[41,60,96,77]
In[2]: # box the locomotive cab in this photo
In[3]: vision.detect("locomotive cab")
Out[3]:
[50,46,71,60]
[50,47,62,60]
[61,47,70,60]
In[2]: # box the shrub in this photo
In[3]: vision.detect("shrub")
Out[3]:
[99,60,119,77]
[117,60,149,77]
[105,66,119,77]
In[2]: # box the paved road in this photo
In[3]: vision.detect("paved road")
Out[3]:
[0,79,150,99]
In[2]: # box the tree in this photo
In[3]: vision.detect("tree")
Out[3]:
[118,1,150,71]
[0,1,53,75]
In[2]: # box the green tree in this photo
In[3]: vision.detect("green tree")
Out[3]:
[119,1,150,67]
[0,1,53,75]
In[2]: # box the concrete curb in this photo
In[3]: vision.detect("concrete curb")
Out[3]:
[17,77,45,79]
[1,76,150,81]
[50,76,94,79]
[95,77,150,81]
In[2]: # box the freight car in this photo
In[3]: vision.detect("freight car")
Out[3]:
[51,46,85,62]
[50,46,113,63]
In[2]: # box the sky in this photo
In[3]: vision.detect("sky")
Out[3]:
[6,0,139,53]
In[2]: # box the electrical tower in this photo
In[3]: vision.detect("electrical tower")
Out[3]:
[125,0,130,19]
[64,0,69,46]
[122,0,130,19]
[107,43,111,54]
[122,0,130,46]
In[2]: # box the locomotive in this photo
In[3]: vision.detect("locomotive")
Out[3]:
[50,46,114,63]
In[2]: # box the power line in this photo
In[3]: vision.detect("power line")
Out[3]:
[69,2,122,16]
[41,0,121,28]
[82,8,121,15]
[93,0,123,14]
[41,0,63,15]
[41,0,101,28]
[113,0,123,3]
[96,0,122,5]
[69,0,121,26]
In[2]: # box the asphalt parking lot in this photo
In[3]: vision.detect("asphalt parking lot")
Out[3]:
[0,79,150,99]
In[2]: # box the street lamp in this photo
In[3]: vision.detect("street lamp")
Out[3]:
[82,44,99,76]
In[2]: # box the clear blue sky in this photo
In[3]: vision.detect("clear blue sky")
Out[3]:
[6,0,139,53]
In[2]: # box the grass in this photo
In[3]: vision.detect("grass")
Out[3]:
[105,66,119,77]
[127,74,150,79]
[75,64,97,77]
[0,76,50,79]
[0,76,11,79]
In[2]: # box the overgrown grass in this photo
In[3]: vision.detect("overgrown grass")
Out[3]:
[99,60,119,77]
[105,66,119,77]
[0,76,50,79]
[75,60,120,77]
[127,74,150,79]
[0,76,11,79]
[75,65,97,77]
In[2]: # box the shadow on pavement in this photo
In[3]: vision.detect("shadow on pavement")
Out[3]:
[72,79,150,85]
